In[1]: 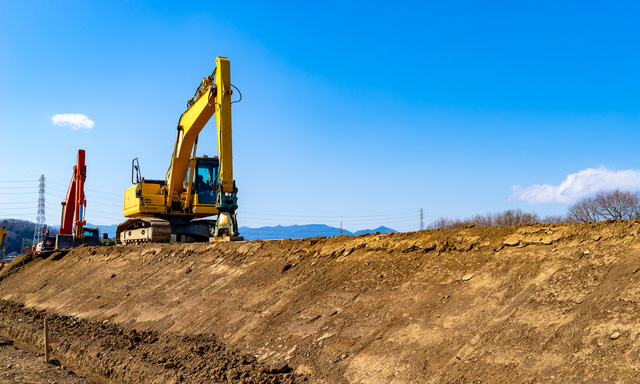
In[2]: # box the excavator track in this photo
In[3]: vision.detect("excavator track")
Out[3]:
[116,218,172,245]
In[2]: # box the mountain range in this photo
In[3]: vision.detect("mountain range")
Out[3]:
[1,219,397,243]
[76,223,398,241]
[238,224,396,240]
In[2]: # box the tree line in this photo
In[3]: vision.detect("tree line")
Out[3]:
[429,189,640,230]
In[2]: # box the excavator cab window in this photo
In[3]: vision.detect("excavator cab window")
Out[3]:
[195,159,218,204]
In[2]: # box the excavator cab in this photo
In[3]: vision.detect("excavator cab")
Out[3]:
[193,157,218,205]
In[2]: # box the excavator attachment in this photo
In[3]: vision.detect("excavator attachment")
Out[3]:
[211,211,242,242]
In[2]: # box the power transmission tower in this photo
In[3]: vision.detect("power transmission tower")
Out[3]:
[32,174,46,247]
[419,208,424,231]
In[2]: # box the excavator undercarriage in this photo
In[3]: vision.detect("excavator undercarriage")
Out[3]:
[116,217,236,245]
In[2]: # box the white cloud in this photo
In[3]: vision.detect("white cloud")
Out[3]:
[510,167,640,204]
[51,113,94,130]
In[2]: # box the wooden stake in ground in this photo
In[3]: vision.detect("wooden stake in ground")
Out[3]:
[44,317,49,363]
[43,317,60,364]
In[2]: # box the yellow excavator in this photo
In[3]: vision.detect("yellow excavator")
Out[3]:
[116,56,242,244]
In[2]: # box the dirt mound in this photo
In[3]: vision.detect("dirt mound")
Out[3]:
[1,221,640,383]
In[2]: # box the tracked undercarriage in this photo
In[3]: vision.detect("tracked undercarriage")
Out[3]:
[116,217,216,245]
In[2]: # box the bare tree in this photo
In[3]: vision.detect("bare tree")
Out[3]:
[567,189,640,222]
[493,209,540,226]
[428,208,561,229]
[567,196,600,223]
[428,217,469,230]
[540,215,566,224]
[595,190,640,220]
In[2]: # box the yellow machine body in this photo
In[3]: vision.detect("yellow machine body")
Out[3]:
[122,158,221,218]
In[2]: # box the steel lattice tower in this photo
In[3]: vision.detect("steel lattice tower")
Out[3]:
[32,174,46,246]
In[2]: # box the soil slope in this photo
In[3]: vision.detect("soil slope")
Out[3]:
[1,221,640,383]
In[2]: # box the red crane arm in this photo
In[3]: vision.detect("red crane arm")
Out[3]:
[59,150,86,236]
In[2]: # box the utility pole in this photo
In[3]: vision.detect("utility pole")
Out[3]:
[32,175,46,247]
[339,221,343,236]
[419,208,424,231]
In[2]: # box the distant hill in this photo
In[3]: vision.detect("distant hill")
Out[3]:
[239,224,397,241]
[0,218,397,247]
[91,223,398,241]
[352,226,397,236]
[0,219,117,256]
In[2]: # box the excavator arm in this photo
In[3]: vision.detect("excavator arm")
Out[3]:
[60,149,86,237]
[55,149,99,250]
[166,56,234,198]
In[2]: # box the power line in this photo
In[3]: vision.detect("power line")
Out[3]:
[239,211,418,219]
[85,188,123,197]
[239,216,415,224]
[45,180,67,186]
[0,201,36,205]
[84,196,123,204]
[0,213,35,218]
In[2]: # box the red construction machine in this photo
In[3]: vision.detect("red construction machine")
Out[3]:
[35,149,99,252]
[55,149,99,249]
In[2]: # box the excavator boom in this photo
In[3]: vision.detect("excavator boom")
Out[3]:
[60,149,86,236]
[54,149,99,250]
[166,57,234,198]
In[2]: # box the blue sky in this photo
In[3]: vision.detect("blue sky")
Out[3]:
[1,1,638,232]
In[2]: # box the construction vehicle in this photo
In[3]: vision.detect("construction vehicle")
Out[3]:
[54,149,99,249]
[35,225,55,252]
[117,56,242,244]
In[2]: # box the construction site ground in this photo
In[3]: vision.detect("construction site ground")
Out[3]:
[1,221,640,383]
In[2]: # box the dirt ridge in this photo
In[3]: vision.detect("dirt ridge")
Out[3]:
[1,221,640,383]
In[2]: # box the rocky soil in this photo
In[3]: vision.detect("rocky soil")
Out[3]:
[1,221,640,383]
[0,334,90,383]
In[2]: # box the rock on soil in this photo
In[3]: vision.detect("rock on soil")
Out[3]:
[1,221,640,383]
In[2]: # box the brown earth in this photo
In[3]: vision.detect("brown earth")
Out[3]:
[0,334,90,383]
[1,221,640,383]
